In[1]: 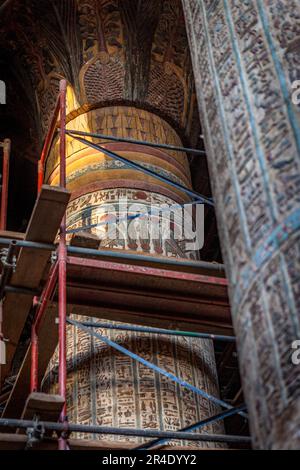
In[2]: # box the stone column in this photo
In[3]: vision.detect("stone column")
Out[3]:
[43,103,224,448]
[182,0,300,449]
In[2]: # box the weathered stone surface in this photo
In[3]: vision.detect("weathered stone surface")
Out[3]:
[182,0,300,449]
[42,105,224,447]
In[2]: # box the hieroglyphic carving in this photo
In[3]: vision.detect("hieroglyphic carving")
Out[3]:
[66,188,196,259]
[44,100,222,447]
[45,106,191,195]
[183,0,300,449]
[44,317,223,447]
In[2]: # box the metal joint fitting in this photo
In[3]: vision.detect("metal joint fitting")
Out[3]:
[25,417,45,449]
[51,251,58,265]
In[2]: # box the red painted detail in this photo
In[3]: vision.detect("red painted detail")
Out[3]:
[69,180,190,204]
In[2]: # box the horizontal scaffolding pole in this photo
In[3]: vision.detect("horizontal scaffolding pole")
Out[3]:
[0,236,225,272]
[76,320,235,343]
[68,319,247,419]
[68,134,214,206]
[66,129,206,156]
[134,404,247,450]
[0,418,251,444]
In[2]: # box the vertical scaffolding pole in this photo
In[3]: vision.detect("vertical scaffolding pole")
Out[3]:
[30,262,58,393]
[57,79,68,451]
[0,139,11,231]
[37,96,60,194]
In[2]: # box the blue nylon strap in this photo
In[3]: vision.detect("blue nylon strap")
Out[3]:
[134,403,247,450]
[67,133,214,207]
[68,319,248,420]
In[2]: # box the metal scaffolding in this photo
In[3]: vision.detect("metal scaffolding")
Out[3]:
[0,79,249,450]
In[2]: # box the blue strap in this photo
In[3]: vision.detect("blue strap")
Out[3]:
[69,134,214,207]
[68,319,248,420]
[135,403,247,450]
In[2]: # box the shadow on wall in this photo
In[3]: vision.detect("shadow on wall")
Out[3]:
[0,60,37,232]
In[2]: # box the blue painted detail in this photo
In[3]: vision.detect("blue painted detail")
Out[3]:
[223,1,300,335]
[200,0,252,252]
[253,209,300,269]
[256,0,300,157]
[233,208,300,312]
[223,0,278,224]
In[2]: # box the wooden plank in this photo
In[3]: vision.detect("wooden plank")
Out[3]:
[11,185,70,288]
[0,230,24,242]
[2,252,231,420]
[2,304,58,420]
[69,303,232,335]
[0,185,70,388]
[70,231,100,250]
[17,392,64,434]
[65,256,231,335]
[0,433,27,450]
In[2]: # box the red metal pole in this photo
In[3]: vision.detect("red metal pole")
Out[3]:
[58,79,68,451]
[30,327,38,394]
[0,139,11,231]
[30,263,58,393]
[37,95,60,194]
[37,160,44,196]
[0,300,4,381]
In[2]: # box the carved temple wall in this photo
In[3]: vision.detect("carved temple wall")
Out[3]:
[182,0,300,449]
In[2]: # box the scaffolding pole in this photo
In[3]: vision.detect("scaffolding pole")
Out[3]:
[38,96,60,194]
[0,418,252,444]
[68,134,214,206]
[30,262,58,393]
[0,80,247,449]
[0,139,11,231]
[0,236,225,273]
[66,128,206,156]
[57,79,68,451]
[76,320,235,343]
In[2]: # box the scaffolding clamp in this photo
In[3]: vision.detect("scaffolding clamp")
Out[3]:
[25,416,45,449]
[57,417,70,442]
[51,251,57,265]
[0,247,16,273]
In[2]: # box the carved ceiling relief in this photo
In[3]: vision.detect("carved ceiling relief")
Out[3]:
[78,0,125,104]
[5,1,79,137]
[1,0,200,146]
[76,0,198,139]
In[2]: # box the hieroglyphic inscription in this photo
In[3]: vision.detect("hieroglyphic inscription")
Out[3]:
[183,0,300,449]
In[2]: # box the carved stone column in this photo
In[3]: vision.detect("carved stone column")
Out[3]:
[182,0,300,449]
[43,103,224,448]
